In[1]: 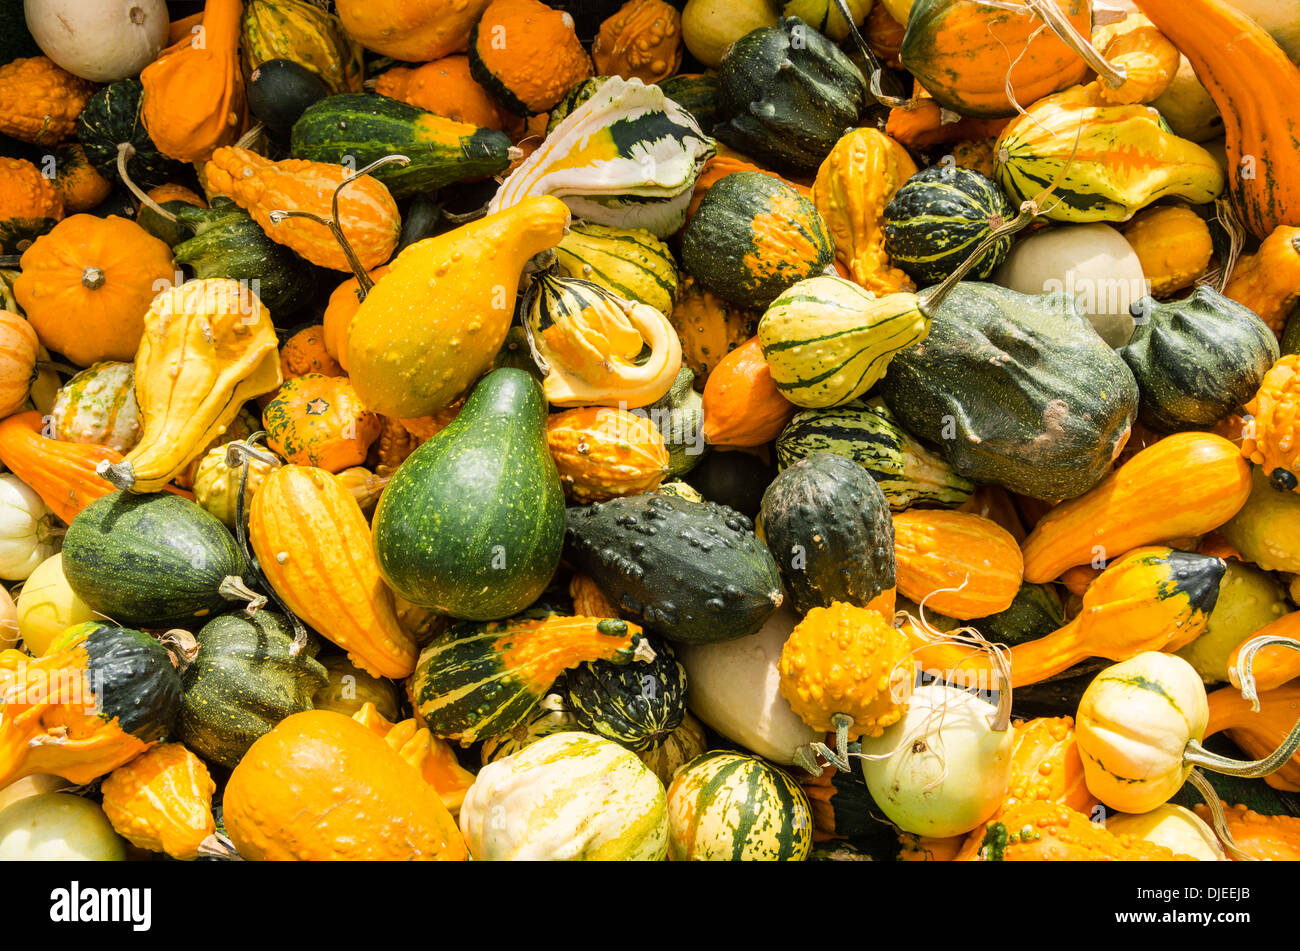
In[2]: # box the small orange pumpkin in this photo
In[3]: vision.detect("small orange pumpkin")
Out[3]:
[469,0,594,116]
[322,266,391,368]
[0,57,95,145]
[51,146,112,215]
[374,56,504,130]
[280,326,345,381]
[263,374,383,473]
[0,312,40,418]
[545,406,670,502]
[701,335,798,448]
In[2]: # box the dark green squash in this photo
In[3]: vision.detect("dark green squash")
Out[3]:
[681,171,834,309]
[682,447,775,519]
[564,636,687,752]
[758,452,895,616]
[564,491,784,644]
[775,399,975,510]
[63,621,182,744]
[883,165,1016,285]
[1281,307,1300,356]
[657,73,720,131]
[247,58,332,139]
[177,611,327,769]
[1120,286,1279,433]
[973,582,1065,647]
[75,79,181,190]
[879,282,1140,501]
[61,491,254,629]
[713,16,868,175]
[290,93,514,199]
[396,196,444,253]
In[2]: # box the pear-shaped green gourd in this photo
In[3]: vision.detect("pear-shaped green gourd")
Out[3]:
[372,368,565,620]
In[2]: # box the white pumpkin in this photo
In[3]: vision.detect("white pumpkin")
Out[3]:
[24,0,170,82]
[676,605,820,765]
[459,733,668,860]
[0,792,127,860]
[0,473,57,581]
[0,774,72,815]
[1105,804,1226,861]
[994,223,1147,348]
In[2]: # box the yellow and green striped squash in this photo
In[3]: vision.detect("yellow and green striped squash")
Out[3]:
[459,732,669,861]
[665,750,813,861]
[554,223,679,317]
[758,275,930,409]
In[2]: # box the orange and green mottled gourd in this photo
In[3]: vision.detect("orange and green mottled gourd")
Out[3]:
[1224,227,1300,334]
[140,0,247,164]
[545,406,670,503]
[810,128,917,294]
[223,709,468,860]
[346,195,570,419]
[263,374,382,473]
[1020,432,1251,583]
[1241,354,1300,492]
[955,800,1191,860]
[892,509,1023,620]
[1193,802,1300,861]
[203,148,400,272]
[243,0,365,94]
[249,465,418,679]
[0,57,95,144]
[1132,0,1300,239]
[100,743,216,860]
[1205,681,1300,792]
[0,157,63,247]
[351,703,477,814]
[778,602,911,740]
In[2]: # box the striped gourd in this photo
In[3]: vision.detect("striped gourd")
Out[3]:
[665,751,813,861]
[776,400,973,509]
[478,694,583,766]
[49,361,140,454]
[553,223,679,317]
[883,165,1015,285]
[564,636,688,752]
[758,275,931,408]
[637,711,708,786]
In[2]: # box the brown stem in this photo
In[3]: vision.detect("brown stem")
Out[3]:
[116,143,177,223]
[831,0,918,107]
[1186,769,1256,862]
[95,458,136,491]
[159,627,200,669]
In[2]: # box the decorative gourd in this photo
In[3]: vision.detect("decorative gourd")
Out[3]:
[681,0,778,67]
[0,792,126,860]
[313,655,401,722]
[98,279,280,494]
[322,266,387,370]
[412,615,653,744]
[49,361,140,453]
[637,711,707,786]
[375,57,502,129]
[759,453,896,617]
[262,374,381,473]
[565,492,785,644]
[1241,354,1300,492]
[0,411,126,524]
[553,223,678,318]
[1224,227,1300,335]
[656,72,719,130]
[668,275,758,383]
[479,692,582,765]
[0,621,181,788]
[1150,54,1223,142]
[14,553,96,656]
[1104,804,1225,860]
[224,709,468,860]
[242,0,364,95]
[100,743,215,860]
[347,197,568,419]
[468,0,593,116]
[175,406,259,493]
[1193,801,1300,861]
[48,145,109,215]
[758,275,931,409]
[1003,716,1095,814]
[545,406,670,503]
[460,731,667,860]
[900,0,1092,118]
[647,368,705,477]
[0,157,62,253]
[884,92,1009,151]
[956,800,1189,860]
[75,78,180,191]
[593,0,682,83]
[776,399,975,510]
[0,474,55,582]
[1121,205,1213,300]
[1020,433,1253,583]
[1219,466,1300,573]
[893,510,1023,620]
[250,464,417,679]
[1089,12,1180,105]
[713,17,867,175]
[1226,611,1300,693]
[350,702,476,814]
[1204,680,1300,791]
[335,0,489,62]
[811,129,917,295]
[192,444,276,531]
[24,0,168,82]
[564,636,687,751]
[13,214,175,367]
[883,165,1016,286]
[0,56,94,144]
[279,326,342,382]
[995,83,1226,223]
[1132,0,1300,239]
[701,336,796,448]
[0,310,38,418]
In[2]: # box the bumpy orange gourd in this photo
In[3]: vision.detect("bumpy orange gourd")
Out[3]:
[250,465,418,679]
[140,0,247,164]
[700,335,797,448]
[1193,801,1300,861]
[1002,716,1096,814]
[1020,433,1251,583]
[469,0,594,116]
[322,265,389,369]
[351,703,477,814]
[0,57,94,144]
[954,800,1190,860]
[0,312,39,418]
[204,147,400,272]
[223,709,468,860]
[100,743,216,860]
[14,215,176,367]
[1090,13,1179,104]
[279,326,344,381]
[893,510,1024,620]
[1241,354,1300,490]
[263,374,382,473]
[1122,205,1214,297]
[1205,681,1300,791]
[0,158,63,235]
[1224,227,1300,334]
[667,275,758,384]
[50,146,112,214]
[810,128,917,295]
[592,0,683,84]
[336,0,491,62]
[375,57,504,129]
[779,602,911,739]
[545,406,670,503]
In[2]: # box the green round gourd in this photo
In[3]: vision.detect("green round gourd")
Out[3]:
[65,620,183,745]
[666,750,813,861]
[545,76,608,133]
[646,368,705,478]
[564,636,687,752]
[883,165,1015,285]
[75,78,180,190]
[246,58,330,139]
[553,222,679,317]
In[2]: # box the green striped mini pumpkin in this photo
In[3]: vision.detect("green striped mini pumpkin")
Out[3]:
[775,399,974,510]
[554,223,679,317]
[883,166,1015,285]
[666,750,813,861]
[564,636,688,752]
[758,275,931,408]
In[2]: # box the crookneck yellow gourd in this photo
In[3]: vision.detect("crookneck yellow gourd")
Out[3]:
[99,279,282,494]
[346,195,571,419]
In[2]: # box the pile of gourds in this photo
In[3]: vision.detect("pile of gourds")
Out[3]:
[1,0,1300,863]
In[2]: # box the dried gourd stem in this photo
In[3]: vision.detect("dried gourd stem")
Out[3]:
[0,255,21,268]
[1186,768,1256,862]
[632,639,658,664]
[1229,634,1300,712]
[158,627,200,671]
[233,121,266,151]
[1213,198,1246,294]
[218,575,267,612]
[267,153,411,297]
[196,832,243,860]
[116,143,177,223]
[35,359,79,377]
[831,0,917,107]
[442,205,490,225]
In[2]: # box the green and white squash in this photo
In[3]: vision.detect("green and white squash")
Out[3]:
[553,223,679,317]
[775,399,974,510]
[459,732,669,860]
[564,636,688,752]
[49,361,140,453]
[665,750,813,861]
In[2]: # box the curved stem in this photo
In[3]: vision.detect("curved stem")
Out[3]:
[159,627,200,670]
[1184,710,1300,777]
[35,359,80,377]
[802,713,858,774]
[831,0,916,106]
[1231,634,1300,711]
[1020,0,1128,88]
[116,143,176,223]
[1186,768,1256,862]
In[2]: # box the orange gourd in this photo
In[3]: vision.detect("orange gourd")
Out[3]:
[147,183,208,208]
[592,0,683,84]
[1227,611,1300,694]
[351,703,477,814]
[1089,12,1179,104]
[545,407,670,503]
[864,1,905,68]
[374,57,504,130]
[335,0,491,62]
[100,743,217,861]
[700,336,797,448]
[50,145,111,215]
[955,801,1190,860]
[1224,227,1300,334]
[279,326,344,381]
[884,83,1010,150]
[1003,716,1096,814]
[1205,681,1300,791]
[569,573,620,618]
[0,312,39,418]
[0,57,94,145]
[0,157,64,236]
[1240,354,1300,491]
[322,266,390,369]
[469,0,594,116]
[140,0,247,164]
[892,510,1024,620]
[0,411,128,524]
[1121,204,1214,297]
[1193,802,1300,861]
[249,464,418,679]
[667,275,758,384]
[263,374,381,472]
[685,155,810,223]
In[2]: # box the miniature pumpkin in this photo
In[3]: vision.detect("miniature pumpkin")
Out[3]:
[593,0,683,84]
[0,312,39,419]
[545,406,670,503]
[50,145,112,214]
[468,0,594,116]
[0,56,95,144]
[700,336,798,448]
[100,743,216,861]
[374,56,504,130]
[280,325,344,381]
[1121,205,1214,297]
[263,374,382,473]
[0,158,63,253]
[335,0,491,62]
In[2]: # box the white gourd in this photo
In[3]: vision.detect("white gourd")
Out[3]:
[0,473,57,581]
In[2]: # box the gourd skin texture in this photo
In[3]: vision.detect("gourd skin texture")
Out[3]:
[0,56,95,144]
[0,411,125,525]
[1224,227,1300,333]
[336,0,490,62]
[469,0,594,116]
[1122,205,1214,297]
[593,0,683,84]
[100,743,216,860]
[459,732,668,860]
[893,510,1023,620]
[546,407,670,502]
[1241,354,1300,489]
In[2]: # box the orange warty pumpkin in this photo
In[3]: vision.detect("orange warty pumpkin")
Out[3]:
[0,57,94,145]
[893,509,1024,620]
[100,743,217,861]
[592,0,683,84]
[0,156,64,239]
[279,326,345,382]
[545,406,670,503]
[0,312,40,418]
[263,374,383,473]
[701,336,797,448]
